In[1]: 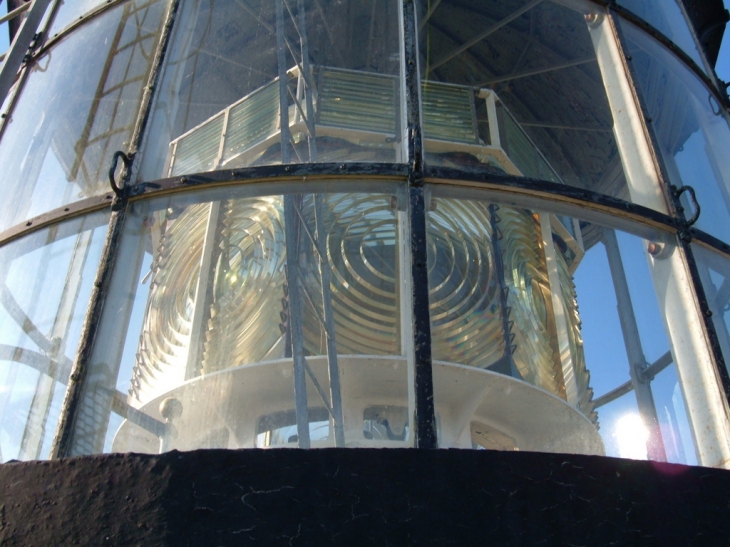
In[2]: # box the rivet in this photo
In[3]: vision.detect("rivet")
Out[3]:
[647,242,662,256]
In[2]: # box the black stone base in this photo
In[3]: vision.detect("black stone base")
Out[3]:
[1,449,729,545]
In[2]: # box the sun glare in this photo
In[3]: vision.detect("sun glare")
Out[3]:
[615,413,649,460]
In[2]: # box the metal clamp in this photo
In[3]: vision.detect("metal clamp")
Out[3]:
[22,32,43,64]
[108,151,131,197]
[672,184,701,227]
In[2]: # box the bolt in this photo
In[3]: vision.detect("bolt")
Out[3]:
[647,242,663,256]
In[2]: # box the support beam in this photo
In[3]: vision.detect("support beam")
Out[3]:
[429,0,543,72]
[0,0,52,108]
[313,196,345,447]
[602,228,667,462]
[478,56,594,86]
[284,195,311,449]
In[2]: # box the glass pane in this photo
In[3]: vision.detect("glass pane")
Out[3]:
[616,0,707,73]
[67,181,411,455]
[0,0,168,232]
[137,0,403,181]
[623,22,730,245]
[48,0,119,37]
[426,184,727,466]
[416,0,669,213]
[0,212,109,462]
[693,244,730,381]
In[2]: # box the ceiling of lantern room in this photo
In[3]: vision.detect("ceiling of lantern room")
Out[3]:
[419,0,624,197]
[148,0,730,208]
[171,0,400,134]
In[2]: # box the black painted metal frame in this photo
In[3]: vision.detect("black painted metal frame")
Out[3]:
[0,0,716,457]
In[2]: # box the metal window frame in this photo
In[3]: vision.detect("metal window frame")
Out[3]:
[611,5,730,408]
[33,164,722,458]
[610,3,730,109]
[0,0,725,459]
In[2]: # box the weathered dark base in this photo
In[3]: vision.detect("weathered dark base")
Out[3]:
[1,449,729,546]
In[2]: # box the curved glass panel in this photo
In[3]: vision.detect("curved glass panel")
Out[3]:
[617,0,708,73]
[623,22,730,244]
[416,0,668,213]
[0,0,167,232]
[66,181,412,454]
[48,0,121,37]
[427,185,730,466]
[137,0,403,181]
[0,211,109,462]
[693,244,730,380]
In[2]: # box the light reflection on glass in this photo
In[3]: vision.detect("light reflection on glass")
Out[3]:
[615,413,649,460]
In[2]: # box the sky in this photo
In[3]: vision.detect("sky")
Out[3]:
[716,0,730,82]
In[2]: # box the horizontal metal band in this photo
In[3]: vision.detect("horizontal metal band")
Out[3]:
[2,162,729,258]
[424,165,684,235]
[0,192,114,247]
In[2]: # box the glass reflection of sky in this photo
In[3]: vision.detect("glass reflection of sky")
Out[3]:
[574,231,696,465]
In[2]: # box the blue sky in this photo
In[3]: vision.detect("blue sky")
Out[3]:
[716,0,730,81]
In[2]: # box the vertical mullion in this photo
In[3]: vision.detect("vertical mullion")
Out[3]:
[49,0,184,460]
[608,9,730,465]
[402,0,436,448]
[408,185,437,448]
[610,7,730,400]
[0,0,53,120]
[50,207,127,459]
[126,0,182,181]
